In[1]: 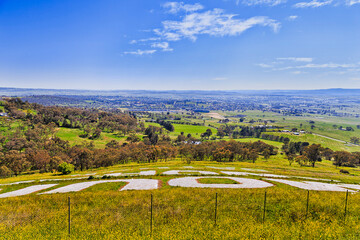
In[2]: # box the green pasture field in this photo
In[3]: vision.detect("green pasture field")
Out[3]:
[221,110,360,143]
[144,122,218,138]
[267,132,360,152]
[1,160,360,239]
[55,128,127,149]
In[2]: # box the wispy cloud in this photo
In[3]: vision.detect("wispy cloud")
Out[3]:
[293,0,333,8]
[124,49,157,55]
[130,37,161,44]
[151,42,173,52]
[257,58,360,76]
[277,57,313,62]
[126,4,280,55]
[256,63,273,68]
[163,2,204,14]
[287,15,298,21]
[277,63,357,70]
[155,9,280,42]
[213,77,228,81]
[242,0,287,6]
[292,71,307,74]
[347,0,360,5]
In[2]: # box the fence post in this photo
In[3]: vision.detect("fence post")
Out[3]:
[150,194,153,236]
[344,190,349,220]
[306,190,309,218]
[262,191,267,223]
[68,196,71,235]
[214,192,218,227]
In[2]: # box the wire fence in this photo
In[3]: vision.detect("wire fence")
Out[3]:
[0,189,359,239]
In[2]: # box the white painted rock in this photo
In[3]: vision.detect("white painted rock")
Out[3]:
[0,184,57,198]
[40,179,159,194]
[105,170,156,177]
[168,177,273,189]
[265,178,353,192]
[162,170,218,175]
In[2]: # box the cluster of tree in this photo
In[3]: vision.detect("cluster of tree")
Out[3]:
[156,120,174,132]
[281,141,360,168]
[350,137,360,145]
[3,98,138,137]
[178,140,278,163]
[338,126,354,131]
[260,134,290,144]
[216,125,267,139]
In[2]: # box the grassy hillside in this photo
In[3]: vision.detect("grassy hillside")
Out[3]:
[1,160,360,239]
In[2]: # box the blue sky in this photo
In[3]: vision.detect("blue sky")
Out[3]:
[0,0,359,90]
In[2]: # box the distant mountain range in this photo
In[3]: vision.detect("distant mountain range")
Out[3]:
[1,87,360,97]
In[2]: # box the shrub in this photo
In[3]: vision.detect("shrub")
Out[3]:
[0,166,13,178]
[340,169,349,174]
[57,162,74,175]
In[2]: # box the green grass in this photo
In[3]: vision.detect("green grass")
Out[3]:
[1,159,360,238]
[198,178,239,184]
[145,122,218,138]
[55,128,127,149]
[267,132,360,152]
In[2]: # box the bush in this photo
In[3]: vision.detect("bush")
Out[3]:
[57,162,74,175]
[0,166,13,178]
[340,169,349,174]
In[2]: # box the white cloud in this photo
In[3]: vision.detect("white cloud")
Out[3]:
[277,57,313,62]
[242,0,287,6]
[156,9,280,42]
[294,0,333,8]
[257,63,273,68]
[347,0,360,5]
[151,42,173,52]
[130,37,161,44]
[124,49,157,55]
[292,71,307,74]
[163,2,204,14]
[287,15,298,21]
[277,63,357,70]
[213,77,228,81]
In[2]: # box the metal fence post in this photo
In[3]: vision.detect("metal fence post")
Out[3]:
[68,196,71,235]
[262,191,267,223]
[344,190,349,220]
[214,192,218,227]
[306,190,309,218]
[150,194,153,235]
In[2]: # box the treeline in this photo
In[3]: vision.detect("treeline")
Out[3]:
[282,141,360,168]
[179,140,278,163]
[216,125,267,139]
[261,133,290,144]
